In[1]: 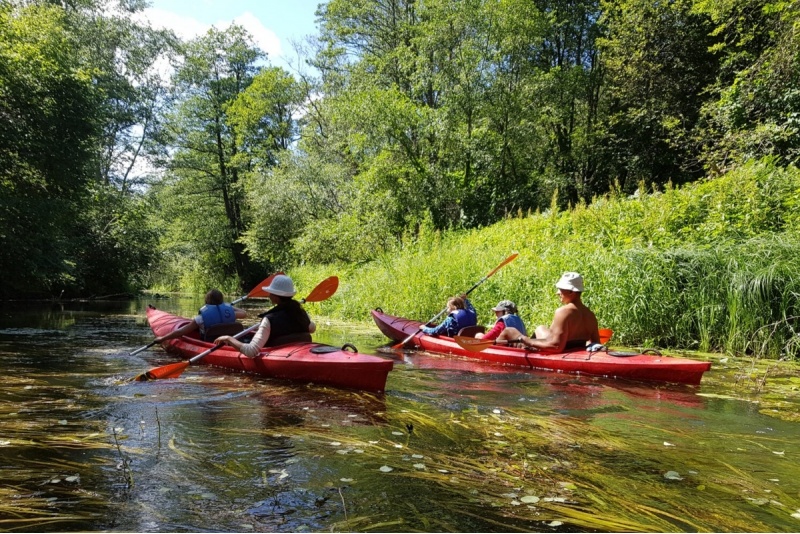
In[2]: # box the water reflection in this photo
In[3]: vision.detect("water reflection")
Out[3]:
[1,297,800,532]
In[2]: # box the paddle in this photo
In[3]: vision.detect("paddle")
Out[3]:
[392,252,519,350]
[454,335,512,352]
[132,276,339,381]
[231,272,285,305]
[128,273,284,357]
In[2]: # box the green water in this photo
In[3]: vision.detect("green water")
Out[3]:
[0,297,799,532]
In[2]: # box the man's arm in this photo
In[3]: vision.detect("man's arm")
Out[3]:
[523,308,569,352]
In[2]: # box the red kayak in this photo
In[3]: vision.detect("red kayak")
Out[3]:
[146,307,393,392]
[371,309,710,385]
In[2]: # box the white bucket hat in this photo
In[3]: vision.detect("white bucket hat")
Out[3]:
[262,274,297,297]
[555,272,584,292]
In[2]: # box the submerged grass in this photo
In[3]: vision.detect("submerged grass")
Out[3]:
[293,159,800,361]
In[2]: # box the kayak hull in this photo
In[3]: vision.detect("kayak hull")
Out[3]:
[146,307,393,392]
[371,309,710,385]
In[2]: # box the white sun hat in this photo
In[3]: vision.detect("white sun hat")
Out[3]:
[262,274,297,297]
[555,272,584,292]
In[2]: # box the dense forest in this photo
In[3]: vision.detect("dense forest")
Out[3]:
[2,0,799,302]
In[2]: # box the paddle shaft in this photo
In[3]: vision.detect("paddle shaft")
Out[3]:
[188,323,258,364]
[393,252,519,348]
[130,339,158,356]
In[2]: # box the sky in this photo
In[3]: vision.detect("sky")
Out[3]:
[140,0,324,71]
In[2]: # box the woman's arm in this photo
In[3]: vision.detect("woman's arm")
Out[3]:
[215,317,271,358]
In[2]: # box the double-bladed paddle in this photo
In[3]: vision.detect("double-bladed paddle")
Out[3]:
[132,275,339,382]
[128,273,284,357]
[392,252,519,350]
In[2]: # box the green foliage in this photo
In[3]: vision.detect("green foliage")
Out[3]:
[694,0,800,171]
[292,159,800,359]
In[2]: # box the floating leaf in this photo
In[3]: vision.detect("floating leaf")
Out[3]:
[391,431,404,436]
[664,442,675,447]
[411,454,424,459]
[340,478,353,482]
[394,444,403,448]
[493,409,501,414]
[548,521,563,527]
[510,500,521,506]
[329,441,341,446]
[748,498,769,506]
[664,471,683,480]
[520,496,540,504]
[336,450,349,455]
[772,450,785,456]
[413,463,425,470]
[379,466,393,473]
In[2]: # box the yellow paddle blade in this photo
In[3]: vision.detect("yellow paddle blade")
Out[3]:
[453,336,497,353]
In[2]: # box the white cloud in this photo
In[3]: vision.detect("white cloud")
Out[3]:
[138,8,209,41]
[230,12,282,61]
[137,8,282,62]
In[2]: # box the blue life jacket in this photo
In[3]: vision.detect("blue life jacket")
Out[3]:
[422,299,478,337]
[452,307,477,333]
[501,313,527,336]
[199,303,237,335]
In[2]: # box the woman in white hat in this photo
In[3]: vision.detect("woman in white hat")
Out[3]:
[475,300,527,340]
[214,275,316,357]
[501,272,600,351]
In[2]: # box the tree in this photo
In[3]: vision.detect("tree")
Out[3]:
[694,0,800,172]
[596,0,719,191]
[153,25,302,290]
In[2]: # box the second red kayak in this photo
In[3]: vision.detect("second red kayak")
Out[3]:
[372,308,710,385]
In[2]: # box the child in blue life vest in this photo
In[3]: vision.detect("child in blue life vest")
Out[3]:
[421,295,478,337]
[475,300,527,340]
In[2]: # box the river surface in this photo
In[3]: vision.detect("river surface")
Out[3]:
[1,296,800,532]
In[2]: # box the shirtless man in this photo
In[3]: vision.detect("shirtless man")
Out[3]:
[499,272,600,351]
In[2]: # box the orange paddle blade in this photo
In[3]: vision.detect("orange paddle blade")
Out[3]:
[599,328,614,344]
[131,361,189,381]
[302,276,339,303]
[240,271,285,300]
